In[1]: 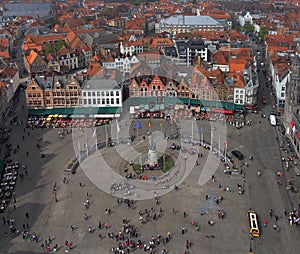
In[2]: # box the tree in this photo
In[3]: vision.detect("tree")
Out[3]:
[44,40,68,53]
[55,40,68,51]
[258,27,268,41]
[244,21,254,34]
[45,43,55,53]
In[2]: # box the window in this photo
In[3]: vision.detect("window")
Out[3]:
[93,99,96,104]
[84,99,87,104]
[110,91,114,96]
[66,92,69,96]
[106,91,109,96]
[101,91,105,96]
[116,98,120,104]
[111,98,114,104]
[97,98,101,104]
[92,92,95,97]
[83,92,86,96]
[102,98,105,104]
[116,91,119,96]
[97,92,100,96]
[106,98,109,104]
[88,99,91,104]
[88,92,91,97]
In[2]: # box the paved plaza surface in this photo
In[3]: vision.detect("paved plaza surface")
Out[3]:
[0,91,300,254]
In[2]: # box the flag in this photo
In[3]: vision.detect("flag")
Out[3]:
[296,132,300,139]
[290,120,295,128]
[116,120,120,133]
[92,128,96,138]
[136,120,142,129]
[148,120,151,129]
[292,125,296,134]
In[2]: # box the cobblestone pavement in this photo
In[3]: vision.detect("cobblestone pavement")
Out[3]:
[0,91,299,254]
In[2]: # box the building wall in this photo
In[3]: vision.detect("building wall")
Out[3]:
[82,89,122,107]
[25,80,45,108]
[234,88,245,105]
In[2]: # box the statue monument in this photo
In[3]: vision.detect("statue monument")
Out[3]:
[147,136,158,167]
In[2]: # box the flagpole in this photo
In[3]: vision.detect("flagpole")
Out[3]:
[116,120,119,145]
[218,133,221,156]
[105,124,108,147]
[86,140,89,156]
[96,131,98,150]
[211,128,213,151]
[225,140,227,164]
[77,138,81,163]
[191,120,193,142]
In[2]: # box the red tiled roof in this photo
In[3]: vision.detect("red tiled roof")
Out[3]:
[26,50,38,65]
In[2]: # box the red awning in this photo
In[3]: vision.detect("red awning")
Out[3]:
[245,104,258,109]
[211,108,234,115]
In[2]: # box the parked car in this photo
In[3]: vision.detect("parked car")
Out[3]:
[231,150,244,160]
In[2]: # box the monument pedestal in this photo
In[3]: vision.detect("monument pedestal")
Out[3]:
[148,149,158,167]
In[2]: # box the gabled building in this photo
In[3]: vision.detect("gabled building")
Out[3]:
[269,56,292,108]
[156,15,224,35]
[284,55,300,156]
[238,11,253,27]
[0,65,20,93]
[24,50,47,75]
[232,73,246,105]
[25,77,83,109]
[212,51,229,72]
[65,30,92,66]
[170,38,208,66]
[25,79,46,109]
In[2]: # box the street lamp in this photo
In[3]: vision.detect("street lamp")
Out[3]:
[184,155,187,171]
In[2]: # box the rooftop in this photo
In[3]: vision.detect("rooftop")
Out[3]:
[160,15,221,26]
[3,3,52,17]
[82,79,120,90]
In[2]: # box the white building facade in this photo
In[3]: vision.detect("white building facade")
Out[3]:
[82,79,122,108]
[234,87,245,105]
[238,11,253,27]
